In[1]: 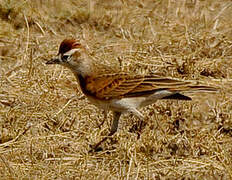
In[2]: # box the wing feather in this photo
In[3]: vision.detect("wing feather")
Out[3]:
[83,73,216,100]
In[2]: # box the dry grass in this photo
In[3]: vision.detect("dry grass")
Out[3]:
[1,0,232,179]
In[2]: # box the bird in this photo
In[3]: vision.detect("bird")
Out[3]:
[46,39,218,150]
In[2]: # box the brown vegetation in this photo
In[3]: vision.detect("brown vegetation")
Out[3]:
[0,0,232,179]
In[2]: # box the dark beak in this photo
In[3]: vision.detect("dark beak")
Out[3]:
[46,58,60,65]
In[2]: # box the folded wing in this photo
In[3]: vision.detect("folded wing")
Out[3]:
[83,73,217,100]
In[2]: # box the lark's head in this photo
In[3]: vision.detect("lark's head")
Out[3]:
[46,39,93,77]
[46,39,85,67]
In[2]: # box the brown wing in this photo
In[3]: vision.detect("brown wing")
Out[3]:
[84,73,195,100]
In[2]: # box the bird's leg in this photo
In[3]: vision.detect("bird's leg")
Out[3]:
[109,111,121,136]
[90,111,121,152]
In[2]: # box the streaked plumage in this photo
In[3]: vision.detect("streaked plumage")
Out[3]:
[46,39,218,150]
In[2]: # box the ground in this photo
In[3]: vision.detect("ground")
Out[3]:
[0,0,232,179]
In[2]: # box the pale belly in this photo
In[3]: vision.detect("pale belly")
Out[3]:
[86,95,147,112]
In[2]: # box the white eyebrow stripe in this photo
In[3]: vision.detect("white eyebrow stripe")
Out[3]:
[63,48,79,56]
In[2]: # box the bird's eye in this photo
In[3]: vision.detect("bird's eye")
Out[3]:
[62,55,70,61]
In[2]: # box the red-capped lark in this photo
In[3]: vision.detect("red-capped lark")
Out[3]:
[46,39,217,151]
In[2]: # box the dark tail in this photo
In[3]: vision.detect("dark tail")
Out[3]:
[162,93,192,100]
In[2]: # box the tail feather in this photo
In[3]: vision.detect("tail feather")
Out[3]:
[162,85,218,101]
[162,93,192,100]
